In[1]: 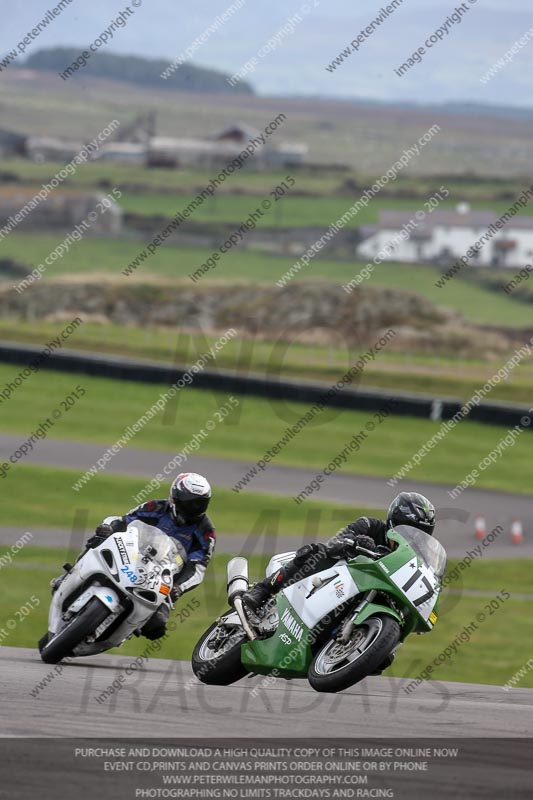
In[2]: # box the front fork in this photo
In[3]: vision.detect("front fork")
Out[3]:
[340,590,404,643]
[340,590,377,643]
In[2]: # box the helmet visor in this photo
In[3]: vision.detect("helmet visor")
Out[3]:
[173,495,210,520]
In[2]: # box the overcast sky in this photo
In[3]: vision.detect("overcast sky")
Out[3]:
[1,0,532,106]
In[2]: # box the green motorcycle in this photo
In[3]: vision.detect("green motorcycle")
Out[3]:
[192,525,447,693]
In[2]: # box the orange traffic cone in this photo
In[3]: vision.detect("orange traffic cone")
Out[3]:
[474,515,486,541]
[511,519,524,545]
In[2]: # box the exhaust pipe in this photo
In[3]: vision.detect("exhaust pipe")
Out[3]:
[227,557,249,605]
[227,557,257,641]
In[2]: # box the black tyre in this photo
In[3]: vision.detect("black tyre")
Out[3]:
[192,616,248,686]
[40,597,110,664]
[308,613,401,693]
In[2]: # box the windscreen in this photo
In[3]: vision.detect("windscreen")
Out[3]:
[391,525,447,579]
[128,520,181,565]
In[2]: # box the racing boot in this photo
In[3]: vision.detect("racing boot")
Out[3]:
[242,580,273,611]
[242,564,292,610]
[140,604,169,640]
[242,544,323,611]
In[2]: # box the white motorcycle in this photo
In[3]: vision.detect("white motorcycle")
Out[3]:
[39,520,185,664]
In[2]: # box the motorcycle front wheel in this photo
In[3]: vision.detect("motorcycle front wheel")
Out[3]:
[40,597,110,664]
[192,616,248,685]
[308,613,401,693]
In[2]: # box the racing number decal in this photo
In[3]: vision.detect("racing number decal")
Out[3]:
[120,566,138,584]
[401,567,434,607]
[389,558,438,620]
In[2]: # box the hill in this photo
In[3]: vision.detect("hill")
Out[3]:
[23,48,253,95]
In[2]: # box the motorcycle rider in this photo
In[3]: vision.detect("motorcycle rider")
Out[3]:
[52,472,215,640]
[243,491,436,611]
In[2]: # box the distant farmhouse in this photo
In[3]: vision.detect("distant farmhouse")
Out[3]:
[96,121,308,169]
[357,206,533,269]
[14,117,308,170]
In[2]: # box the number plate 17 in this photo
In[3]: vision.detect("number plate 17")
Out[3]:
[389,557,438,621]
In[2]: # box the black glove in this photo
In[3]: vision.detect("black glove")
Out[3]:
[326,531,376,558]
[86,524,113,549]
[326,531,354,557]
[352,534,377,553]
[170,582,183,602]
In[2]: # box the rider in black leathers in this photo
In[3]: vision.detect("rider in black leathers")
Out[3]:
[243,491,436,610]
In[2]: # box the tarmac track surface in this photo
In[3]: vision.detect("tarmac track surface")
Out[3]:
[2,647,533,739]
[1,649,533,799]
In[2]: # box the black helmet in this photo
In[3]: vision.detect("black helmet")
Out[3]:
[387,492,435,535]
[169,472,211,523]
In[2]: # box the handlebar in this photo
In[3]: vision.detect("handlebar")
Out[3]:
[354,545,392,560]
[354,546,381,560]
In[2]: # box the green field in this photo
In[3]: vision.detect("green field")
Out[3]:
[0,369,531,496]
[117,192,506,227]
[2,159,345,194]
[1,319,532,404]
[2,158,529,199]
[3,232,533,327]
[0,465,373,541]
[388,590,533,688]
[118,192,533,227]
[1,546,531,688]
[5,182,530,229]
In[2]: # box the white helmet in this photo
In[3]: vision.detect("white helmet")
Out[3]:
[169,472,211,523]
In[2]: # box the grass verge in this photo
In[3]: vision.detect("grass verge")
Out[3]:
[0,320,532,403]
[0,369,531,495]
[0,464,375,540]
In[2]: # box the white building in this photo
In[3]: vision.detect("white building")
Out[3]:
[357,207,533,268]
[143,123,308,169]
[146,136,243,168]
[95,142,147,163]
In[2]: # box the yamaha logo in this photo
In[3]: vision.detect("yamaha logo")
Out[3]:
[281,608,303,642]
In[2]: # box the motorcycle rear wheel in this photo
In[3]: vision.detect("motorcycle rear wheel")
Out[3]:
[40,597,110,664]
[192,617,248,685]
[308,613,401,693]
